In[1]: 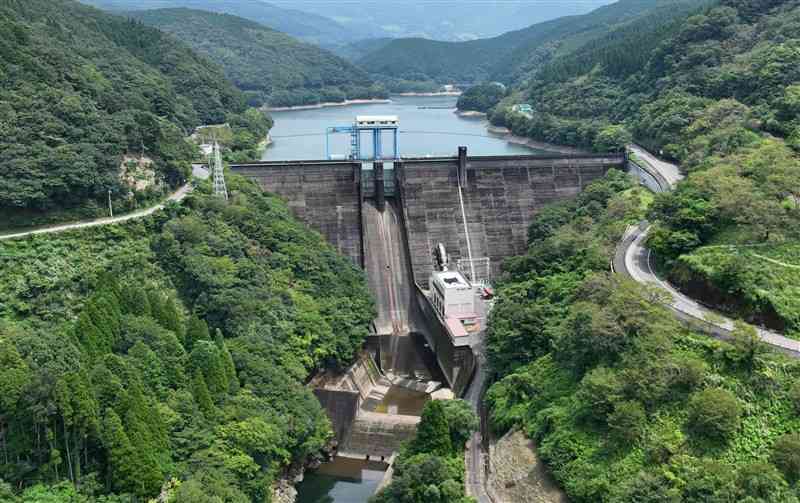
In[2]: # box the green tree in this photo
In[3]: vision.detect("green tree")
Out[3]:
[215,331,238,393]
[726,322,764,370]
[411,400,453,456]
[687,388,742,441]
[0,338,31,466]
[192,370,215,418]
[594,125,632,152]
[185,315,210,352]
[102,409,137,495]
[736,462,797,502]
[190,341,229,397]
[120,284,151,316]
[440,400,478,448]
[791,382,800,414]
[608,400,646,443]
[770,434,800,484]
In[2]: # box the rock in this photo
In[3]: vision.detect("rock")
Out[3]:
[487,429,568,503]
[272,478,298,503]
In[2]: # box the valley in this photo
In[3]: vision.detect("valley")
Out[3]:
[2,0,800,502]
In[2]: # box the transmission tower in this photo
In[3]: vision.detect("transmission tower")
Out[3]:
[210,141,228,201]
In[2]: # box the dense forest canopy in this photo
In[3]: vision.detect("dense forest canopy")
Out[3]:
[484,0,800,331]
[0,175,374,501]
[0,0,263,223]
[486,171,800,502]
[129,8,388,108]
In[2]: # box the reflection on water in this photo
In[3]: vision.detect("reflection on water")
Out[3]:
[263,95,542,161]
[296,457,388,503]
[373,386,429,416]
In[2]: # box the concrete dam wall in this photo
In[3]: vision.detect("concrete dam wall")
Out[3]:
[231,160,363,266]
[397,154,622,283]
[233,151,625,395]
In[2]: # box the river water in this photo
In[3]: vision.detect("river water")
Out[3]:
[262,95,542,160]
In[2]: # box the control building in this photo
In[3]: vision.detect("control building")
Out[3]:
[429,270,479,339]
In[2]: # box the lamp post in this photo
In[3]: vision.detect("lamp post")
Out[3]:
[107,189,113,218]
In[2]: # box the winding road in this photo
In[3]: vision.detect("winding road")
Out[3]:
[0,165,207,242]
[617,147,800,357]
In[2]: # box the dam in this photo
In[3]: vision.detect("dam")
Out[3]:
[245,102,626,501]
[231,147,625,395]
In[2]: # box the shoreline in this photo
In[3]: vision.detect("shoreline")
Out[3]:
[394,91,462,97]
[456,110,487,118]
[264,98,392,112]
[487,125,588,155]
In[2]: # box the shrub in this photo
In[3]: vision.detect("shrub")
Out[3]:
[607,400,646,443]
[686,388,742,441]
[790,382,800,414]
[771,434,800,483]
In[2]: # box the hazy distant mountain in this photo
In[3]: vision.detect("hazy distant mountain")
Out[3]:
[78,0,373,44]
[268,0,617,41]
[358,0,703,84]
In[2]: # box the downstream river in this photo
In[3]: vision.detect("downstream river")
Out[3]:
[262,95,541,160]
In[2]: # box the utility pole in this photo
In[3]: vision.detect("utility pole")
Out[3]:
[107,189,113,217]
[210,141,228,201]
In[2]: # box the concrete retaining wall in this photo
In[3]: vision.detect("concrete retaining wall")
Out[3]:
[310,354,382,442]
[398,154,623,283]
[414,284,476,396]
[231,161,363,265]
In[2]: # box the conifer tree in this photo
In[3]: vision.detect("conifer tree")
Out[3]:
[184,314,210,352]
[75,311,103,359]
[120,284,151,316]
[214,330,238,393]
[102,409,137,494]
[148,290,167,327]
[159,296,183,338]
[190,341,228,397]
[411,400,453,456]
[192,370,215,419]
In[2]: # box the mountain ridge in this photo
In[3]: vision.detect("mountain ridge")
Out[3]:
[128,8,386,108]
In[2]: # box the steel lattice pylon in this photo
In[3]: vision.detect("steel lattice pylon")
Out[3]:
[210,142,228,201]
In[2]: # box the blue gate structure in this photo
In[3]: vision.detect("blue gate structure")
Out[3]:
[326,116,400,161]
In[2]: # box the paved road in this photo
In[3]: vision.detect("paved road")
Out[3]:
[629,144,683,187]
[0,184,192,242]
[0,165,208,242]
[618,149,800,357]
[464,343,493,503]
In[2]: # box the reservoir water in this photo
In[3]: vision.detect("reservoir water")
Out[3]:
[263,95,541,160]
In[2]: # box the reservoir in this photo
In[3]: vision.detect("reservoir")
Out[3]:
[262,95,541,160]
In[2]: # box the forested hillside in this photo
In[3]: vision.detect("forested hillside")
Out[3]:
[0,0,265,228]
[358,0,702,85]
[493,0,800,333]
[130,9,386,108]
[486,171,800,502]
[0,175,374,501]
